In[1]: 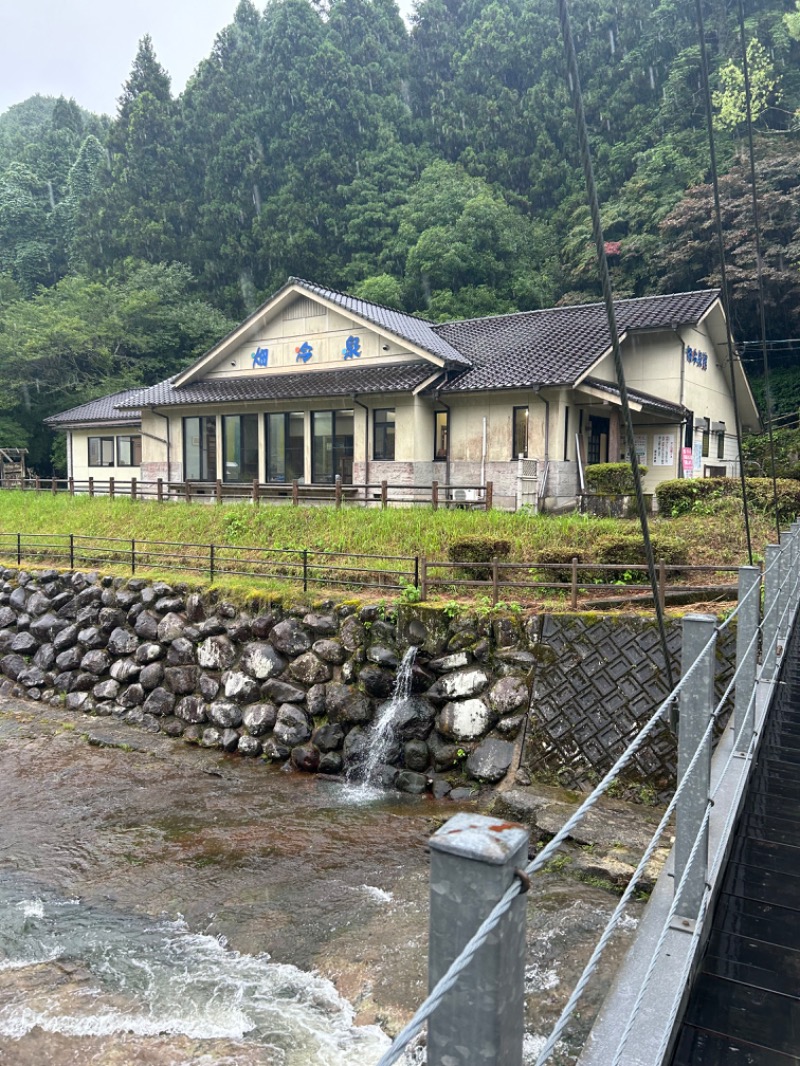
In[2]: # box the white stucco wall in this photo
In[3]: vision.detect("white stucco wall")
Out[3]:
[68,428,143,484]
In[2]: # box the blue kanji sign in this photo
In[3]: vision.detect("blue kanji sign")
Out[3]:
[342,336,362,360]
[251,347,269,368]
[686,346,708,371]
[295,341,313,364]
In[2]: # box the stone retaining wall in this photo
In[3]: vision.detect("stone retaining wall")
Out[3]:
[0,568,735,798]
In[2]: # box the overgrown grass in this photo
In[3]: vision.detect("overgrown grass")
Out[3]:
[0,490,775,605]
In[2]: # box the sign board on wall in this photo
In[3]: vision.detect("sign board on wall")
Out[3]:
[633,434,647,464]
[681,447,693,474]
[693,441,703,472]
[652,434,675,467]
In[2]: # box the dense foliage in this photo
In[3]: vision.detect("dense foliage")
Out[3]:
[1,0,800,471]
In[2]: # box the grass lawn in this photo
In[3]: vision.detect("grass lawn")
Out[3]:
[0,491,776,609]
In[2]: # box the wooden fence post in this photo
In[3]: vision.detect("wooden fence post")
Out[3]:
[420,556,428,601]
[492,557,499,606]
[185,481,191,504]
[51,477,57,495]
[571,557,579,610]
[68,477,74,496]
[432,481,439,510]
[252,479,260,504]
[35,475,41,493]
[216,479,222,504]
[335,475,342,509]
[157,477,163,503]
[109,477,115,500]
[485,481,493,511]
[292,479,299,506]
[658,558,667,614]
[89,477,94,498]
[131,477,137,501]
[381,480,388,509]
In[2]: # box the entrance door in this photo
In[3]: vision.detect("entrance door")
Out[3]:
[587,416,610,465]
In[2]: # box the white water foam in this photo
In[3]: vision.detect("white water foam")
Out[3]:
[360,884,394,904]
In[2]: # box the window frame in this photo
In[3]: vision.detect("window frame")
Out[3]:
[311,409,354,483]
[265,411,305,484]
[512,406,529,459]
[222,413,259,483]
[88,436,115,468]
[116,435,142,468]
[183,415,217,481]
[373,408,396,462]
[434,410,449,462]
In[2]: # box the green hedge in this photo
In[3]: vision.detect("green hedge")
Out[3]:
[656,477,800,523]
[595,531,689,570]
[585,462,648,495]
[448,535,512,580]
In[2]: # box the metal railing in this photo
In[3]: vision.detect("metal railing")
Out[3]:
[0,533,418,592]
[0,476,493,510]
[378,521,800,1066]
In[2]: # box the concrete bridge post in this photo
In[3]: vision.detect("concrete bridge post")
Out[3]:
[734,566,761,753]
[763,543,781,680]
[427,813,529,1066]
[674,613,716,920]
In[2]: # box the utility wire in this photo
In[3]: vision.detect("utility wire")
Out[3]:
[695,0,754,564]
[737,0,781,540]
[558,0,674,690]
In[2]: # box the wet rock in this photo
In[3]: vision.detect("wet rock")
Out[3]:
[404,739,430,772]
[65,691,89,712]
[30,613,68,641]
[161,717,185,738]
[201,728,223,748]
[15,613,30,632]
[431,779,452,800]
[242,703,277,736]
[71,672,97,692]
[340,616,366,652]
[10,632,38,655]
[220,728,240,752]
[289,652,331,686]
[98,607,127,633]
[392,697,437,741]
[312,723,344,752]
[33,644,56,671]
[135,643,164,664]
[496,649,537,668]
[143,687,176,717]
[273,704,311,747]
[18,666,47,688]
[359,665,395,698]
[305,683,327,716]
[269,619,311,657]
[343,727,368,767]
[197,635,235,670]
[81,650,110,676]
[198,617,227,637]
[185,594,205,623]
[291,743,321,772]
[0,606,15,628]
[175,696,207,724]
[251,613,278,639]
[427,669,489,702]
[466,738,514,783]
[198,674,220,701]
[139,662,164,690]
[312,639,346,664]
[119,683,145,708]
[156,597,184,616]
[327,686,373,726]
[164,666,198,695]
[110,658,140,682]
[488,676,529,716]
[450,786,479,802]
[24,592,51,617]
[107,628,139,656]
[318,751,343,774]
[227,621,253,644]
[134,611,159,640]
[262,679,306,704]
[396,770,428,795]
[93,679,120,701]
[239,642,285,680]
[428,651,472,674]
[55,646,83,672]
[303,612,338,636]
[157,612,185,642]
[437,699,495,741]
[496,714,524,738]
[367,644,398,668]
[208,701,243,729]
[238,734,262,756]
[9,587,28,610]
[262,738,291,761]
[78,626,105,649]
[427,732,463,772]
[223,671,260,704]
[166,637,195,665]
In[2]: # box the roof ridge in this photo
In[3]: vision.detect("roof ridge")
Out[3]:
[289,276,437,326]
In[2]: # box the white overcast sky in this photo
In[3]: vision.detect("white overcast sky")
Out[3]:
[0,0,260,117]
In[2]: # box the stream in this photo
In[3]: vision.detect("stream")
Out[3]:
[0,696,643,1065]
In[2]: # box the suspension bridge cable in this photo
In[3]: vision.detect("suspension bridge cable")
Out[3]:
[557,0,674,690]
[737,0,781,540]
[694,0,754,564]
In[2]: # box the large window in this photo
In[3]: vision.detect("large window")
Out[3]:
[373,409,395,461]
[512,407,528,459]
[434,411,449,461]
[266,412,304,483]
[88,437,114,467]
[312,410,354,483]
[117,435,142,467]
[222,414,259,483]
[183,416,217,481]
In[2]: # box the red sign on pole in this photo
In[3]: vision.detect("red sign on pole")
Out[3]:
[681,446,693,473]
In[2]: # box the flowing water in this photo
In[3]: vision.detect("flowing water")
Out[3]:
[347,646,418,799]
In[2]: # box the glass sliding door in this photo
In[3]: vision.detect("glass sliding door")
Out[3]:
[266,412,305,483]
[222,414,259,482]
[183,416,217,481]
[311,410,354,483]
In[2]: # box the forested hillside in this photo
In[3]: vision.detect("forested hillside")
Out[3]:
[1,0,799,472]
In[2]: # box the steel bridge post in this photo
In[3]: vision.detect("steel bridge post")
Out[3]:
[674,613,716,921]
[763,543,781,681]
[734,566,761,754]
[427,813,529,1066]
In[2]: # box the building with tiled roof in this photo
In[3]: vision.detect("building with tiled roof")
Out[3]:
[45,278,761,510]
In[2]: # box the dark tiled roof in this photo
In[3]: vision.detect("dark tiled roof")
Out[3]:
[44,390,143,427]
[581,378,687,420]
[290,277,471,367]
[118,362,438,409]
[434,290,720,392]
